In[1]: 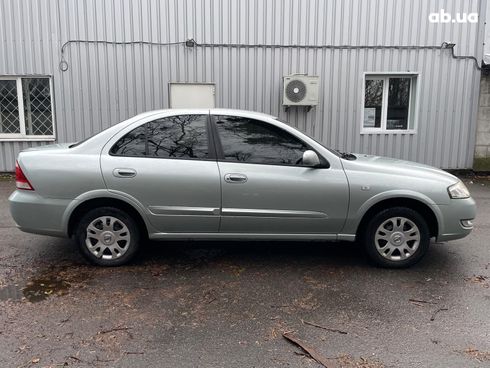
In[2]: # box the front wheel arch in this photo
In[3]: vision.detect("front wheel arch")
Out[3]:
[355,198,439,242]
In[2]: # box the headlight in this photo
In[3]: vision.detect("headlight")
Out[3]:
[447,181,470,199]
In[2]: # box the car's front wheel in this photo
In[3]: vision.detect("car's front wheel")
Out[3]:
[75,207,140,266]
[363,207,430,268]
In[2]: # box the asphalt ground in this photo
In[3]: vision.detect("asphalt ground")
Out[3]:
[0,179,489,368]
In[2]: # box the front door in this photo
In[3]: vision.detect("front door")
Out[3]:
[101,113,221,233]
[213,115,349,234]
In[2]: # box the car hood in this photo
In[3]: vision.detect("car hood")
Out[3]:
[344,154,459,185]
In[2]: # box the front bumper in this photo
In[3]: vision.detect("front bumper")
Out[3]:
[434,197,476,242]
[9,190,71,237]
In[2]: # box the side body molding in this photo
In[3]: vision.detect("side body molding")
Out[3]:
[61,189,157,236]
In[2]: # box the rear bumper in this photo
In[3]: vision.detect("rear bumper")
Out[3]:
[435,197,476,242]
[9,190,71,237]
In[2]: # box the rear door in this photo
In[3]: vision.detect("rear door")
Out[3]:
[101,113,221,233]
[212,115,349,234]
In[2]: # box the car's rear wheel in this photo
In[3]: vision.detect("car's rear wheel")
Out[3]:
[75,207,140,266]
[363,207,430,268]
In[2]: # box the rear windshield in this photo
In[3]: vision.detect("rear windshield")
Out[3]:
[69,138,89,148]
[68,123,117,148]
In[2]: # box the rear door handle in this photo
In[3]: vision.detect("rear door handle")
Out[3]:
[113,168,137,178]
[224,173,247,183]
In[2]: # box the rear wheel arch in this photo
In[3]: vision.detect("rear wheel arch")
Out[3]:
[67,197,149,239]
[356,197,439,241]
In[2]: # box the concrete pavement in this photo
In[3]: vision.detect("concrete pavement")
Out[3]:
[0,179,489,367]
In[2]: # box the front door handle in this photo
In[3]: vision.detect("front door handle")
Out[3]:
[113,168,137,178]
[224,173,248,183]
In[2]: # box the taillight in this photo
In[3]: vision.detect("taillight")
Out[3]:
[15,161,34,190]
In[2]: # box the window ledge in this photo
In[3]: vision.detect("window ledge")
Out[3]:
[0,136,56,142]
[360,130,417,135]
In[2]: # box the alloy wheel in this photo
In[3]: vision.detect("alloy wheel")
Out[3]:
[85,216,131,260]
[374,216,421,261]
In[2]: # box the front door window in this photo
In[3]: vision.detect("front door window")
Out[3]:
[215,116,308,166]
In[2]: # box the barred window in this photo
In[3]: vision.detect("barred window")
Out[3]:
[0,77,55,140]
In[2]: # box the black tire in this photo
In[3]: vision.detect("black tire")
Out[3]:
[75,206,140,266]
[363,207,430,268]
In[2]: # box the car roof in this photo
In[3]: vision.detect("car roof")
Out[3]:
[131,108,277,121]
[210,108,277,120]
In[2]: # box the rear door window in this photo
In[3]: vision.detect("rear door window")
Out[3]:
[110,115,209,159]
[110,124,147,156]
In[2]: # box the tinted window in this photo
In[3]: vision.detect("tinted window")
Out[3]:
[110,124,147,156]
[386,78,411,130]
[110,115,209,159]
[364,79,383,128]
[147,115,208,158]
[215,116,308,165]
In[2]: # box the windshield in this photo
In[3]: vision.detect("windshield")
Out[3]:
[275,119,342,157]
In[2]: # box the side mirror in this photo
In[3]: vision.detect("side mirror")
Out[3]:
[302,150,321,167]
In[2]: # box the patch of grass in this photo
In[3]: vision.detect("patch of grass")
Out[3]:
[473,157,490,172]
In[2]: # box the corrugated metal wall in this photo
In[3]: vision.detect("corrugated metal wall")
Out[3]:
[0,0,485,171]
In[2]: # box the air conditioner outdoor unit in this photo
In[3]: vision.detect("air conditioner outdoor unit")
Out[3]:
[283,74,319,108]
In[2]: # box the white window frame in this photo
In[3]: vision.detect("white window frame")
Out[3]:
[0,75,56,141]
[360,72,419,135]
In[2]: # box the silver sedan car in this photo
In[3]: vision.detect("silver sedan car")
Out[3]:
[9,109,476,268]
